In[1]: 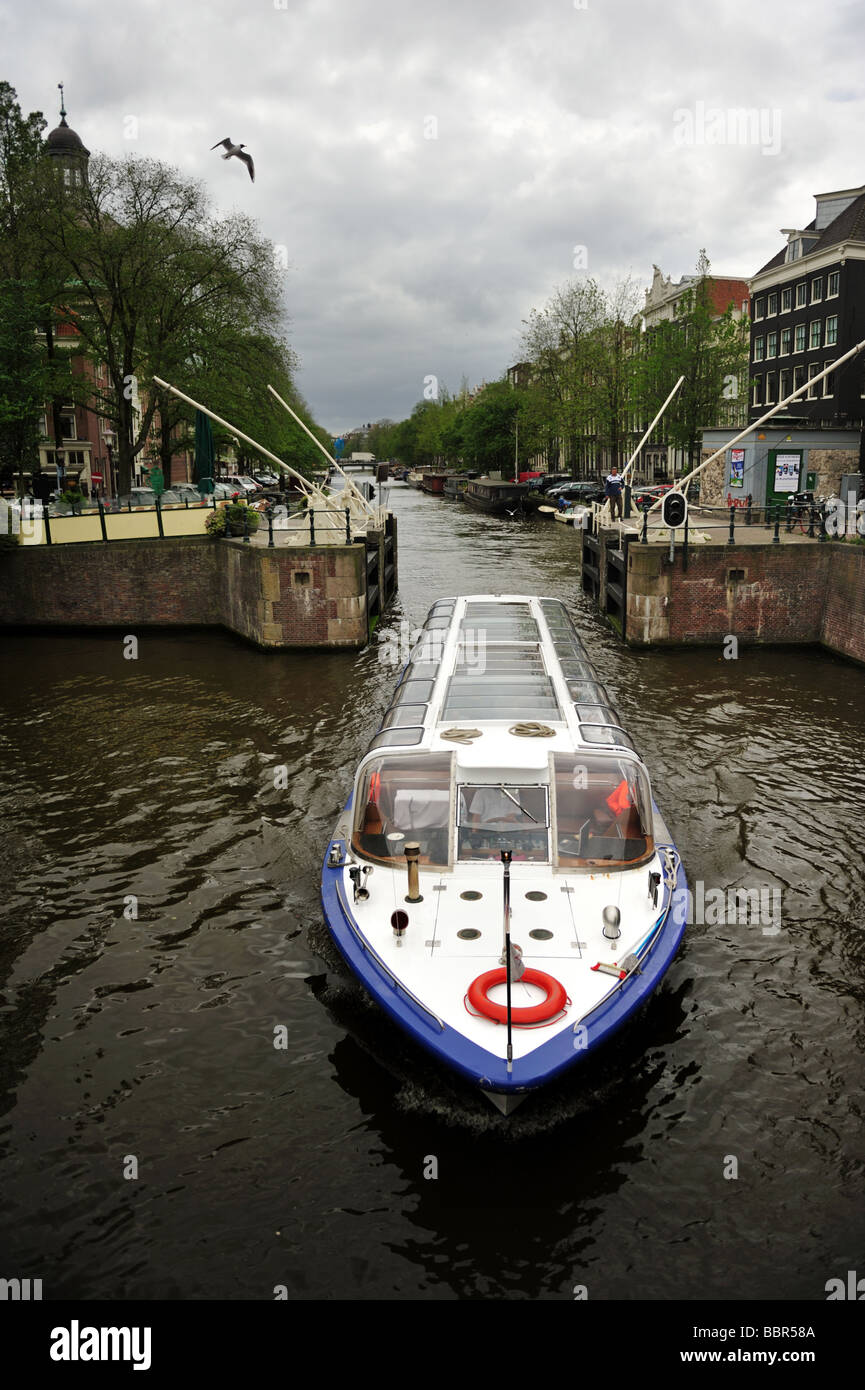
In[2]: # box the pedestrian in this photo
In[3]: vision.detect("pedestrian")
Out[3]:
[605,465,624,520]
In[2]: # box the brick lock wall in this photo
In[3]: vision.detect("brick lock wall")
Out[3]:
[820,543,865,664]
[665,544,833,645]
[0,536,371,649]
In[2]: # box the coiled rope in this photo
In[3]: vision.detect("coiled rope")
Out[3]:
[508,722,556,738]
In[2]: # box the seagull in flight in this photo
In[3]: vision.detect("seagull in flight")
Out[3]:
[210,138,255,182]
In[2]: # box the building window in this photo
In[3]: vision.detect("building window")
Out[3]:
[767,332,778,358]
[752,376,762,406]
[765,372,777,403]
[780,328,792,355]
[767,292,778,316]
[754,297,765,320]
[795,283,807,308]
[810,320,821,350]
[781,287,792,313]
[793,365,806,395]
[807,363,820,399]
[779,369,791,400]
[59,414,77,440]
[795,323,806,352]
[823,362,835,397]
[754,337,764,362]
[825,315,838,346]
[811,277,823,303]
[827,271,840,297]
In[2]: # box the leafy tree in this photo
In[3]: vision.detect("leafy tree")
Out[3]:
[41,154,283,493]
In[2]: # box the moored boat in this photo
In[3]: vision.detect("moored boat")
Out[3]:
[420,471,448,496]
[321,594,687,1113]
[463,478,528,515]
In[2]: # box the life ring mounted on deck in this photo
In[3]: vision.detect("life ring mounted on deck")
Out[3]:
[467,967,568,1026]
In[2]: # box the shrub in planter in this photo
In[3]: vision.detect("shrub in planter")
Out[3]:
[204,502,260,538]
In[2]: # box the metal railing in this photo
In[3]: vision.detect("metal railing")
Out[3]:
[1,496,370,548]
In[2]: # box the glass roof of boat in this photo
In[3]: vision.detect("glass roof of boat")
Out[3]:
[441,602,562,722]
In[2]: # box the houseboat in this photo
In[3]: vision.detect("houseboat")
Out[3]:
[444,475,470,500]
[321,595,687,1113]
[463,478,528,515]
[420,471,448,496]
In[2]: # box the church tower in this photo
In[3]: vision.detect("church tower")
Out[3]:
[45,83,90,188]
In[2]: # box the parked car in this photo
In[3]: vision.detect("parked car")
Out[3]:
[632,483,674,510]
[251,472,281,488]
[170,483,208,503]
[550,481,605,505]
[217,474,259,494]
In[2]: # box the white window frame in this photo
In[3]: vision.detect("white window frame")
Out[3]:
[795,324,806,352]
[765,372,777,404]
[767,292,778,316]
[825,315,838,347]
[753,337,764,362]
[827,271,840,298]
[781,287,792,313]
[754,297,765,321]
[823,361,835,397]
[807,363,820,400]
[767,331,778,359]
[811,277,823,303]
[752,376,762,407]
[810,320,821,350]
[780,328,792,356]
[795,283,807,308]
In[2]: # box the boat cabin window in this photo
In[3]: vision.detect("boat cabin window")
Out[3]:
[457,785,549,862]
[553,754,654,869]
[352,753,452,867]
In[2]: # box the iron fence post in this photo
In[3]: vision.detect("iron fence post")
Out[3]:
[155,495,164,538]
[772,504,780,544]
[728,505,735,544]
[746,494,752,526]
[98,498,108,542]
[309,509,316,545]
[268,507,274,548]
[43,501,52,546]
[640,507,648,544]
[345,507,351,544]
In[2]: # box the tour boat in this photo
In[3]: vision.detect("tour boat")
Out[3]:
[321,595,687,1113]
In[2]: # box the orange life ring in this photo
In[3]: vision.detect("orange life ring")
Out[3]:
[467,967,568,1025]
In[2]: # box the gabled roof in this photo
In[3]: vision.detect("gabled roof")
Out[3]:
[754,190,865,276]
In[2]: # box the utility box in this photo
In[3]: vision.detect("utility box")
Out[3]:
[840,472,864,502]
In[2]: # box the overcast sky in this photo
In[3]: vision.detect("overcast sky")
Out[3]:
[5,0,864,434]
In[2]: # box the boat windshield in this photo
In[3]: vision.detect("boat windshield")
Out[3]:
[553,753,654,869]
[351,753,453,867]
[457,785,549,862]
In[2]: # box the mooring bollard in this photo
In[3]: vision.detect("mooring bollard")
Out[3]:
[772,504,781,544]
[728,505,735,545]
[345,507,351,544]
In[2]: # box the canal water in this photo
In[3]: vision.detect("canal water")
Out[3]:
[0,476,863,1301]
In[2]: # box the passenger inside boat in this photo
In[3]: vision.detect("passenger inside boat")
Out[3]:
[553,754,654,868]
[352,753,452,867]
[457,784,549,862]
